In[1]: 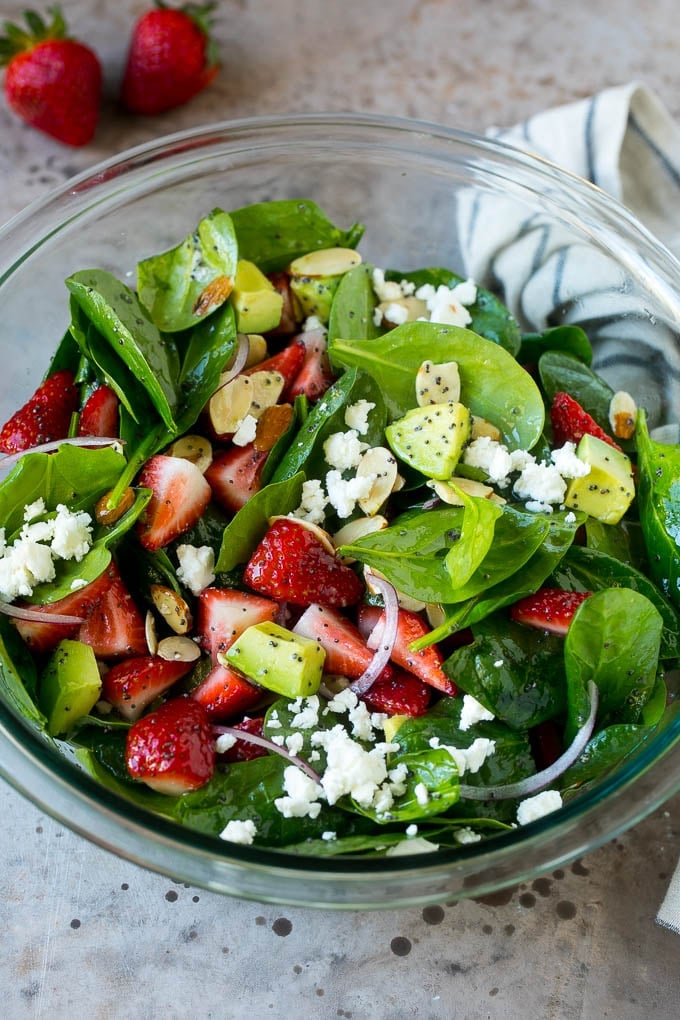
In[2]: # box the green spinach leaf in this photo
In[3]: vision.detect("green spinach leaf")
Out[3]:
[216,473,305,572]
[636,409,680,609]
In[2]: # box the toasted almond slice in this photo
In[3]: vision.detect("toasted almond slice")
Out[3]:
[157,635,201,663]
[377,296,428,326]
[166,434,213,474]
[209,374,254,434]
[268,515,336,554]
[470,415,501,441]
[247,370,286,418]
[416,359,461,406]
[254,403,294,452]
[94,486,136,526]
[429,477,495,505]
[145,610,158,656]
[192,274,233,316]
[392,473,406,493]
[364,566,426,613]
[425,603,446,629]
[150,585,193,635]
[609,390,637,439]
[332,515,388,561]
[356,447,398,515]
[288,247,362,278]
[244,333,268,367]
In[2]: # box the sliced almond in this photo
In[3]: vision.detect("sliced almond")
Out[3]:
[377,296,428,327]
[364,566,426,613]
[288,247,362,278]
[429,477,495,505]
[416,359,461,406]
[392,473,406,493]
[247,370,286,417]
[145,610,158,656]
[332,515,388,561]
[470,415,501,441]
[166,435,213,474]
[243,333,268,367]
[609,390,637,439]
[425,603,446,629]
[192,274,233,316]
[150,585,193,635]
[209,374,254,434]
[254,403,294,452]
[157,635,201,663]
[268,515,336,554]
[94,486,136,526]
[356,447,398,516]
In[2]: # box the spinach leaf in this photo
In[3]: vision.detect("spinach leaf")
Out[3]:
[443,485,503,589]
[352,749,461,824]
[560,723,654,791]
[328,263,381,343]
[174,301,238,434]
[583,517,646,566]
[27,546,112,605]
[215,473,305,572]
[538,351,614,431]
[551,545,680,660]
[443,615,567,730]
[387,267,521,356]
[519,325,592,366]
[46,328,84,377]
[0,615,45,726]
[137,209,238,332]
[229,199,364,274]
[66,269,179,431]
[564,588,663,741]
[330,323,544,449]
[636,409,680,609]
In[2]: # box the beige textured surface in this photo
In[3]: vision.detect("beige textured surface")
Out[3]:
[1,1,679,1017]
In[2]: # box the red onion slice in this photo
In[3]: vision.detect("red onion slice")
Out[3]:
[0,436,123,471]
[212,724,321,783]
[351,575,400,696]
[0,600,84,624]
[212,333,250,394]
[458,681,599,801]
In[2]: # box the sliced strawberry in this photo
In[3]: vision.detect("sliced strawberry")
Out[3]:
[217,716,268,762]
[190,663,262,721]
[509,587,591,636]
[266,272,299,335]
[360,670,431,717]
[204,443,268,514]
[286,329,334,402]
[102,654,194,722]
[243,336,305,386]
[244,518,363,608]
[550,392,621,451]
[293,603,392,681]
[530,720,564,771]
[0,369,78,454]
[13,567,115,654]
[368,608,456,695]
[136,454,212,551]
[126,697,215,794]
[77,564,147,660]
[197,587,279,662]
[77,384,119,438]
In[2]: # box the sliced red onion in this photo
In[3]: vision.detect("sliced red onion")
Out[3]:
[458,681,599,801]
[0,600,84,624]
[0,436,123,471]
[213,333,250,393]
[212,724,321,782]
[351,576,400,696]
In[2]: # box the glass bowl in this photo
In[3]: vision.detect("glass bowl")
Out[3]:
[0,113,678,909]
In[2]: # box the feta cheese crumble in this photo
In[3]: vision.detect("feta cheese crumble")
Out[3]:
[454,826,482,845]
[51,504,93,561]
[459,694,495,731]
[290,478,328,526]
[344,399,375,436]
[176,544,215,595]
[231,413,259,447]
[220,819,258,845]
[323,429,366,471]
[0,501,94,601]
[325,470,375,519]
[274,765,323,819]
[415,279,478,327]
[516,789,563,826]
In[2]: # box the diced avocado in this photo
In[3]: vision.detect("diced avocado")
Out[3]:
[383,714,409,743]
[289,274,340,324]
[224,621,325,698]
[564,434,635,524]
[39,639,102,736]
[230,259,283,333]
[385,402,471,480]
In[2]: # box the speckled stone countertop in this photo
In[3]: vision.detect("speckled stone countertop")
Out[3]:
[1,1,679,1017]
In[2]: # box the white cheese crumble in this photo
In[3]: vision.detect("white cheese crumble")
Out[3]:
[405,823,419,837]
[51,504,93,561]
[24,498,46,522]
[303,314,328,334]
[290,478,328,526]
[383,302,409,326]
[372,267,404,303]
[0,501,95,601]
[454,826,482,845]
[414,782,430,806]
[285,732,305,756]
[231,412,259,447]
[327,688,377,742]
[176,544,215,595]
[344,399,375,436]
[274,764,323,819]
[310,725,398,808]
[323,429,366,471]
[513,460,566,509]
[325,470,375,519]
[459,694,495,731]
[551,441,591,479]
[516,789,563,826]
[321,831,337,841]
[415,280,477,327]
[463,436,514,487]
[428,735,496,776]
[288,694,321,730]
[215,733,238,754]
[220,819,257,845]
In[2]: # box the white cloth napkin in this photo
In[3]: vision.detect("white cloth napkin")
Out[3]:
[477,81,680,933]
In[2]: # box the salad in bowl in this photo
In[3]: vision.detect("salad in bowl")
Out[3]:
[0,196,677,861]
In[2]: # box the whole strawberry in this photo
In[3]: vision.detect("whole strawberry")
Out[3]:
[0,7,101,146]
[121,2,219,115]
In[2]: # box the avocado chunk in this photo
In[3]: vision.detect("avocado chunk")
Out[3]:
[289,274,340,323]
[385,401,471,480]
[564,434,635,524]
[224,621,325,698]
[39,639,102,736]
[230,259,283,333]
